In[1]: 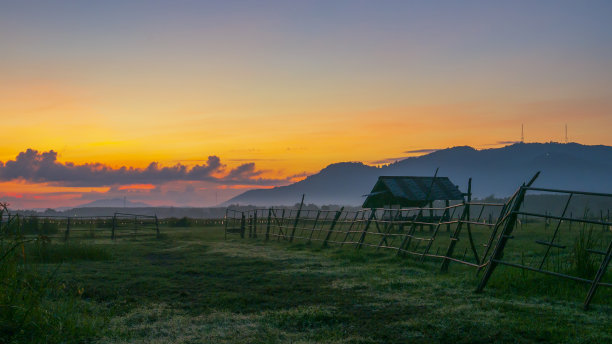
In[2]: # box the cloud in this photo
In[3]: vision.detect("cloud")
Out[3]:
[369,157,410,165]
[0,149,289,187]
[403,148,439,154]
[480,141,521,147]
[368,148,440,165]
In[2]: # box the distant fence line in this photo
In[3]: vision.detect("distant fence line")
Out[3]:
[0,212,162,240]
[0,210,228,241]
[225,177,612,310]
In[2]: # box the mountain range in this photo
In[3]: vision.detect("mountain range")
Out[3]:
[225,142,612,206]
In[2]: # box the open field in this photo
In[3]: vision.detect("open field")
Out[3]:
[2,223,612,343]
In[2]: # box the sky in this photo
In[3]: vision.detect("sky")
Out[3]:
[1,1,612,209]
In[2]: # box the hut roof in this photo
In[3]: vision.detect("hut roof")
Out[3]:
[362,176,464,208]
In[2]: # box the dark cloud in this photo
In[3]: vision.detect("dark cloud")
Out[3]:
[403,148,439,154]
[0,149,288,187]
[225,163,262,180]
[480,141,521,147]
[369,157,409,165]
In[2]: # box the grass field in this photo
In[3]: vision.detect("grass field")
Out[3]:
[3,225,612,343]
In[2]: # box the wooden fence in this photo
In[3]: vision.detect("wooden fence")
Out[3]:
[225,178,612,309]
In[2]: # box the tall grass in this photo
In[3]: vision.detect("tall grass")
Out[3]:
[1,204,108,343]
[570,226,598,279]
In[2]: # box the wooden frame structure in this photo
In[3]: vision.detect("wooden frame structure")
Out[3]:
[225,172,612,309]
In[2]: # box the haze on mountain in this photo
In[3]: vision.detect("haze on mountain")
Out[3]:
[225,142,612,206]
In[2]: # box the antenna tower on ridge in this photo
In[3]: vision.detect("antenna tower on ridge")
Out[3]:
[565,124,568,143]
[521,124,524,143]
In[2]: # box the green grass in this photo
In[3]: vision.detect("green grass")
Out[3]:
[3,225,612,343]
[0,236,108,343]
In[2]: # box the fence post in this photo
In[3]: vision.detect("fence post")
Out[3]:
[240,212,246,239]
[289,194,305,242]
[111,214,116,240]
[253,209,257,238]
[476,172,539,292]
[308,210,322,243]
[248,212,253,238]
[441,204,469,272]
[341,211,361,246]
[155,215,160,238]
[397,211,422,256]
[224,208,228,240]
[265,209,271,240]
[584,238,612,309]
[64,217,71,242]
[356,210,376,250]
[323,207,344,247]
[278,209,286,241]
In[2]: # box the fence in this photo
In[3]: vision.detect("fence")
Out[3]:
[225,175,612,309]
[0,211,161,240]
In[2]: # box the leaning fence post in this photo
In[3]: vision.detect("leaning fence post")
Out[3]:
[441,203,469,272]
[584,238,612,309]
[476,171,539,292]
[356,210,376,250]
[308,210,322,243]
[323,207,344,247]
[289,194,305,242]
[64,217,71,241]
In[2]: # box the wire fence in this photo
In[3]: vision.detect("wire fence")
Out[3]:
[225,178,612,309]
[0,211,161,240]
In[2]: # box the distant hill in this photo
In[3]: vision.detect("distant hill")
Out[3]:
[224,142,612,206]
[76,198,151,208]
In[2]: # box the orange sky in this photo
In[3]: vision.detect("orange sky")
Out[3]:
[1,2,611,208]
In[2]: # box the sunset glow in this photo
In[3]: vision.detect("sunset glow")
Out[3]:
[2,1,611,208]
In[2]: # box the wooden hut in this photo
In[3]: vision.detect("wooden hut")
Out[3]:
[362,176,465,208]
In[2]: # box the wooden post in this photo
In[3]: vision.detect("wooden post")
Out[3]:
[539,193,573,269]
[341,211,361,246]
[289,194,305,242]
[308,210,321,243]
[253,211,258,238]
[464,179,481,266]
[584,238,612,309]
[111,214,116,240]
[323,207,344,247]
[445,200,450,232]
[155,215,160,238]
[397,211,422,256]
[64,217,71,242]
[224,208,229,240]
[265,208,271,240]
[248,213,253,238]
[278,209,286,240]
[429,201,434,232]
[476,172,539,292]
[440,204,469,272]
[356,210,376,249]
[240,212,246,239]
